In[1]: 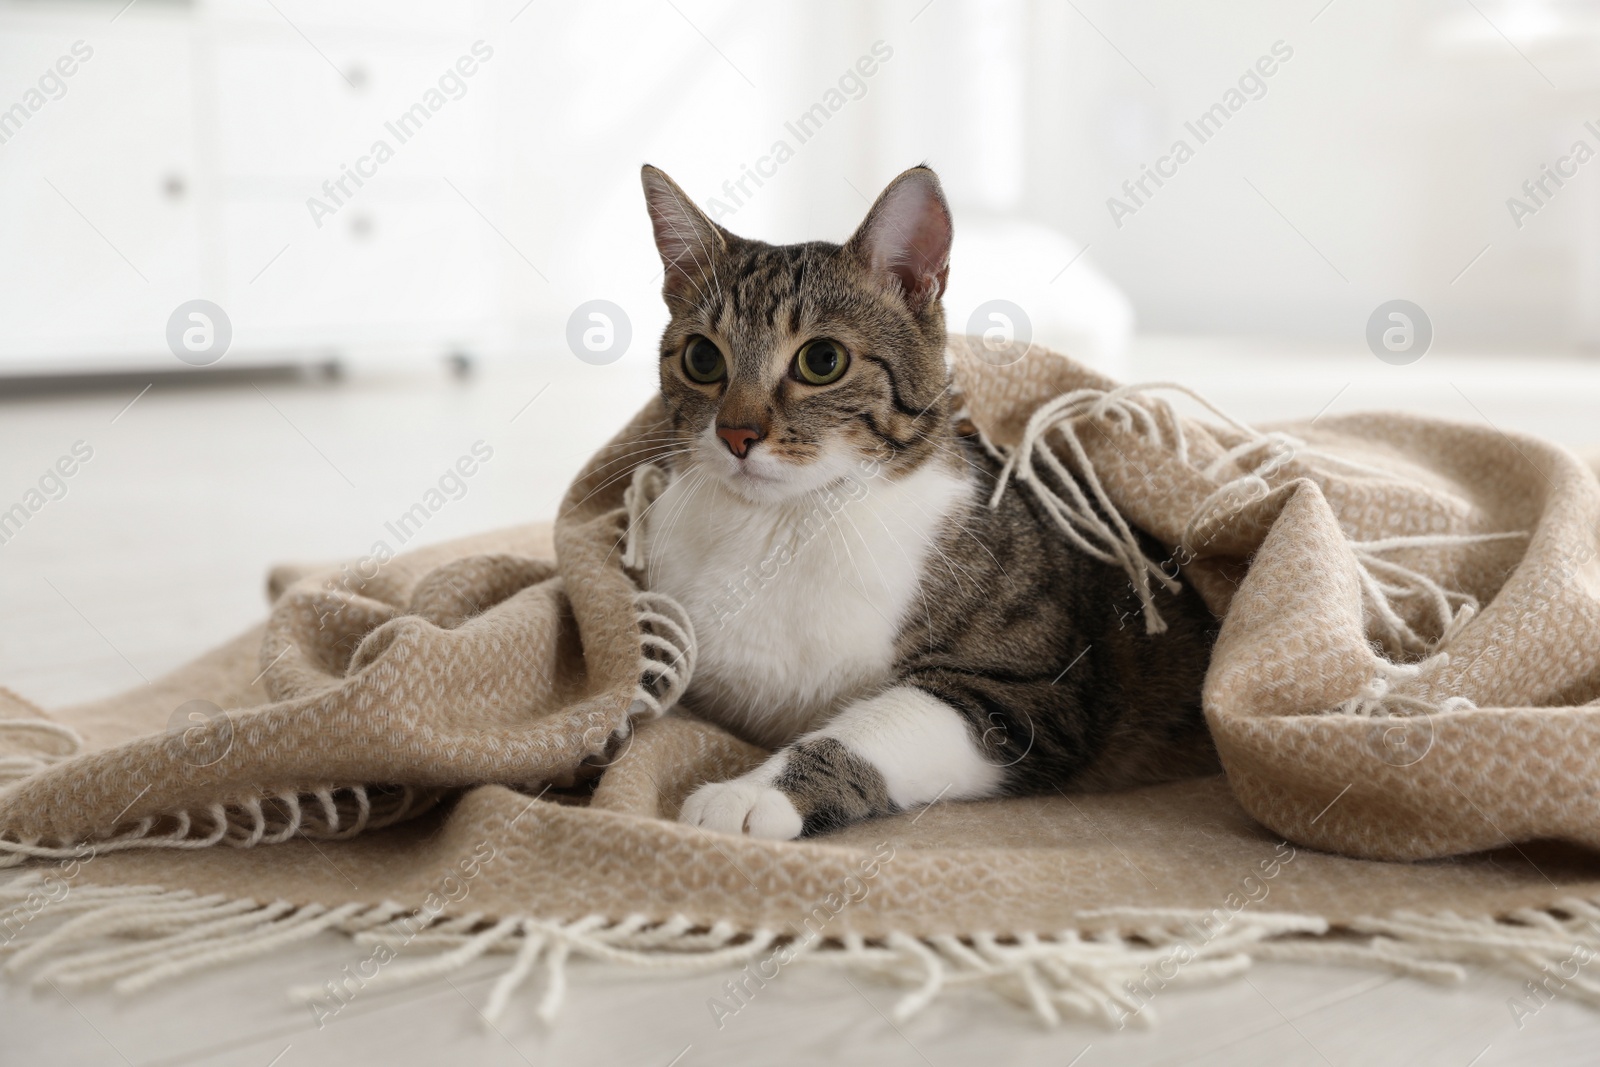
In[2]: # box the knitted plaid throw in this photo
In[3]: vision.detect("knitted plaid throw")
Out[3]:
[2,337,1599,1028]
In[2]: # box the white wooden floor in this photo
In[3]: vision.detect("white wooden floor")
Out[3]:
[4,337,1600,1065]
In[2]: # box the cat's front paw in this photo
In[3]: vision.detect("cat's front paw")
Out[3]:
[679,778,803,840]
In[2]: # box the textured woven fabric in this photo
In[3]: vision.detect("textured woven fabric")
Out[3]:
[3,338,1599,948]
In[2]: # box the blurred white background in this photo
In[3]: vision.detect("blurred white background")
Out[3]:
[8,0,1600,706]
[6,0,1600,376]
[11,5,1600,1064]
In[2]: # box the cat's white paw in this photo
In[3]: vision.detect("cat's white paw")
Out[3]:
[679,779,803,840]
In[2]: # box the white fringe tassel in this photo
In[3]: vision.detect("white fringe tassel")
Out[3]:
[621,463,670,572]
[985,384,1198,635]
[5,873,1598,1029]
[0,718,85,785]
[630,590,695,720]
[984,380,1529,658]
[0,585,693,858]
[621,463,697,720]
[0,785,442,870]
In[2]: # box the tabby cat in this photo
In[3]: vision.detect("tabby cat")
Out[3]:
[636,164,1219,840]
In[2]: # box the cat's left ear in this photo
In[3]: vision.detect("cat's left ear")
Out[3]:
[845,166,953,313]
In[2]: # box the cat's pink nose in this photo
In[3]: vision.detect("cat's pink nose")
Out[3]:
[716,425,763,458]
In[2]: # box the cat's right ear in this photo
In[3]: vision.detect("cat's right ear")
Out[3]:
[641,165,724,304]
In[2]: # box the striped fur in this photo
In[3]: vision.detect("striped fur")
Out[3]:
[640,164,1219,840]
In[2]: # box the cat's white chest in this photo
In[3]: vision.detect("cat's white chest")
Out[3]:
[640,463,973,749]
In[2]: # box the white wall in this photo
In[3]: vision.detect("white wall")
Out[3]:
[1017,0,1600,345]
[2,0,1597,377]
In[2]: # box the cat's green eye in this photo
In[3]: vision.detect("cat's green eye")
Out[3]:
[794,339,849,385]
[683,337,726,384]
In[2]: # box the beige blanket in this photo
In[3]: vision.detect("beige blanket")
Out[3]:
[3,338,1599,1027]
